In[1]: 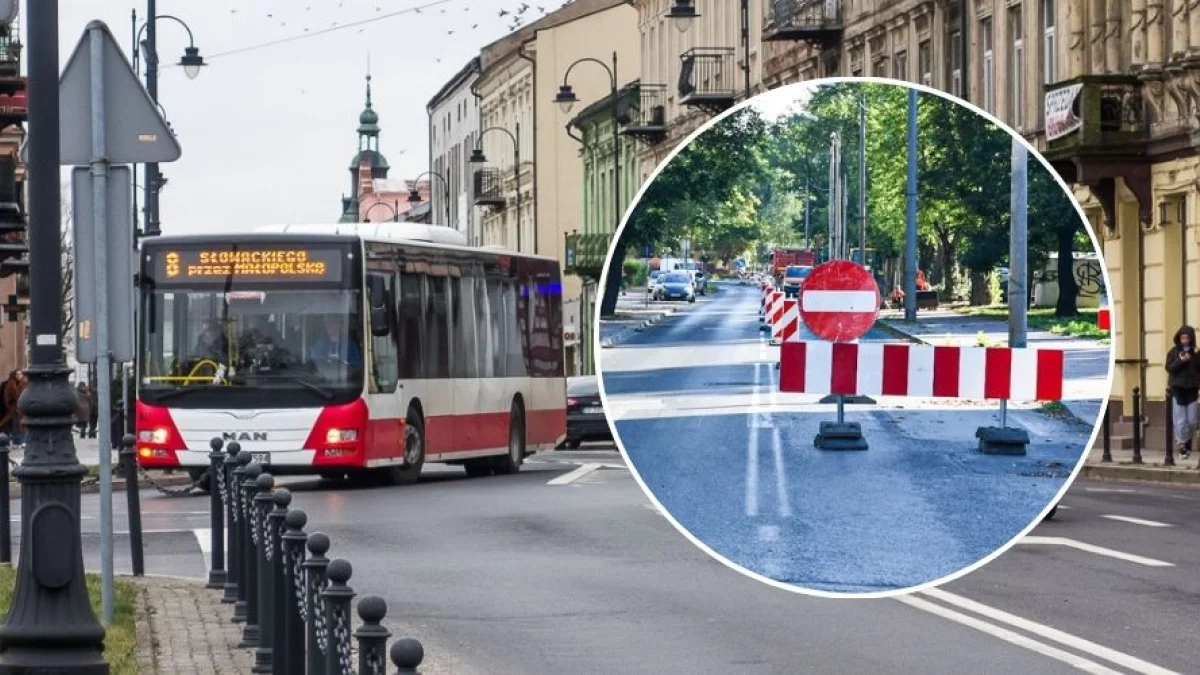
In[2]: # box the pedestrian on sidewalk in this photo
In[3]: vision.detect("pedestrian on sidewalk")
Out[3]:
[1165,325,1200,461]
[74,381,92,437]
[0,370,26,446]
[86,381,97,438]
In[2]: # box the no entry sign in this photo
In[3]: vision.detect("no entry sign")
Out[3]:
[799,260,880,342]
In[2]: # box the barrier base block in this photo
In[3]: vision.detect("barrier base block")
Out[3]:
[818,395,877,405]
[976,426,1030,455]
[814,422,868,451]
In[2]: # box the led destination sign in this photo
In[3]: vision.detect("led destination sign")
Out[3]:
[152,247,345,284]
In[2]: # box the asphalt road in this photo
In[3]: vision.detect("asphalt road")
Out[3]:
[15,458,1190,674]
[599,282,1090,593]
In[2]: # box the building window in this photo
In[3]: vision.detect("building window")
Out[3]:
[1010,6,1023,129]
[894,51,908,81]
[919,40,932,87]
[981,16,994,113]
[949,29,963,97]
[1043,0,1057,83]
[873,57,888,78]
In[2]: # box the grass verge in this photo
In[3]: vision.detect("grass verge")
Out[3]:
[956,305,1108,340]
[0,565,140,674]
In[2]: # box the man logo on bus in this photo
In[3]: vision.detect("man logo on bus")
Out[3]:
[223,431,268,442]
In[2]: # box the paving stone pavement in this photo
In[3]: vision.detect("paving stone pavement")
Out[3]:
[132,576,252,674]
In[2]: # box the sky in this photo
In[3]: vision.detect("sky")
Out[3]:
[748,82,816,122]
[37,0,560,235]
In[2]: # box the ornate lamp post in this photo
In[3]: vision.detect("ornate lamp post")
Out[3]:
[469,126,523,251]
[131,1,205,237]
[666,0,751,100]
[0,1,108,670]
[554,52,621,233]
[363,201,399,223]
[407,171,451,225]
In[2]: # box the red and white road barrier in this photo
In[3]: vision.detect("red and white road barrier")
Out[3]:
[779,341,1065,401]
[778,298,799,342]
[768,291,784,326]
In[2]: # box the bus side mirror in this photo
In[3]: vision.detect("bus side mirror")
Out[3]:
[367,275,392,337]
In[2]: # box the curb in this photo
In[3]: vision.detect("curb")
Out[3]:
[600,308,678,349]
[7,473,195,499]
[873,319,926,345]
[1081,463,1200,485]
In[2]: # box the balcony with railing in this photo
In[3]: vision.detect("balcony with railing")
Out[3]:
[619,84,668,144]
[0,31,24,127]
[472,167,507,209]
[1042,75,1147,160]
[763,0,843,46]
[564,232,612,280]
[678,47,736,114]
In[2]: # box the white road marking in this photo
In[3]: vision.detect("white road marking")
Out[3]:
[896,594,1127,675]
[920,588,1180,675]
[772,427,791,518]
[757,524,780,542]
[747,362,762,517]
[1018,536,1175,567]
[193,528,212,573]
[546,463,602,486]
[1100,515,1174,528]
[1083,487,1139,494]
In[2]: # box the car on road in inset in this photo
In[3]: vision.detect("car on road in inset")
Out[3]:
[563,376,610,449]
[655,272,697,302]
[647,269,665,296]
[782,265,813,297]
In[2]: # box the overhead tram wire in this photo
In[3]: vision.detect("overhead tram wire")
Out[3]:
[166,0,456,65]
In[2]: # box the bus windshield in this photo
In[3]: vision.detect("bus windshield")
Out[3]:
[138,241,363,407]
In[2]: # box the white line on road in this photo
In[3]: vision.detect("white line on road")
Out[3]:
[1100,515,1174,528]
[1083,487,1139,494]
[757,524,780,542]
[772,425,791,518]
[896,594,1129,675]
[546,464,602,485]
[193,528,212,574]
[747,362,762,517]
[1018,536,1175,567]
[919,588,1180,675]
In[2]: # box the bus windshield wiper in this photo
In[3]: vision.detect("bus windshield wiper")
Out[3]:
[152,385,217,403]
[289,378,335,400]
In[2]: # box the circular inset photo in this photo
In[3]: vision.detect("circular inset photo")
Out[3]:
[596,78,1112,597]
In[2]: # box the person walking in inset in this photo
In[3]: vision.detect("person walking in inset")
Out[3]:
[1165,325,1200,462]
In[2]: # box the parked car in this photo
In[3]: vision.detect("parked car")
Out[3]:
[782,265,813,297]
[647,269,664,296]
[655,272,696,302]
[686,269,708,296]
[563,376,610,449]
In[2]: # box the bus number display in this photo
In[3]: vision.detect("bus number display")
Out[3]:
[154,248,344,283]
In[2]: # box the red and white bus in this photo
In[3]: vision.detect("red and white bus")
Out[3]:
[134,223,567,485]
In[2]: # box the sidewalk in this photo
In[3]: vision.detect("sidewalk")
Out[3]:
[132,576,253,674]
[598,286,686,348]
[876,308,1107,428]
[1080,441,1200,485]
[7,438,195,497]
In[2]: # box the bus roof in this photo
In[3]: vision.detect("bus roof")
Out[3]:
[140,223,558,262]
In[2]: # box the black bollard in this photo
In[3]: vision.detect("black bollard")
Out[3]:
[222,441,242,603]
[1101,403,1112,463]
[1132,387,1143,464]
[120,434,144,576]
[1165,389,1176,467]
[268,489,291,675]
[390,638,425,674]
[281,509,308,675]
[252,473,276,673]
[238,462,264,647]
[321,559,356,675]
[304,533,332,675]
[355,595,392,674]
[232,451,253,622]
[0,434,9,565]
[207,437,227,588]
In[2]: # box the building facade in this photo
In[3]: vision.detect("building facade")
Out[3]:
[475,45,535,253]
[0,7,27,380]
[567,83,644,375]
[427,57,480,242]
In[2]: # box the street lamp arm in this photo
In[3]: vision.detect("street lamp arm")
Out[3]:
[363,202,398,219]
[562,57,616,89]
[137,14,198,49]
[478,126,518,151]
[411,170,449,192]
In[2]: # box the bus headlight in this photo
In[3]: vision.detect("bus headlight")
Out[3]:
[325,428,358,444]
[138,428,169,444]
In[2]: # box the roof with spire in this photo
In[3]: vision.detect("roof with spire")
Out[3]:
[357,74,380,136]
[349,72,389,173]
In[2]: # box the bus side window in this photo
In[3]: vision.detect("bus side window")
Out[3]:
[369,271,399,393]
[398,270,423,380]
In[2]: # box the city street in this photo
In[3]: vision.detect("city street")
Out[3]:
[13,453,1190,673]
[599,282,1098,593]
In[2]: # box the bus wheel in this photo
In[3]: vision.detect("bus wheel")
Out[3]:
[492,402,525,475]
[385,411,425,485]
